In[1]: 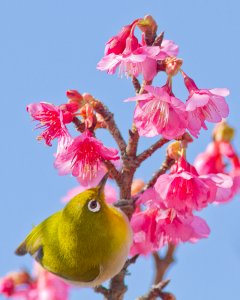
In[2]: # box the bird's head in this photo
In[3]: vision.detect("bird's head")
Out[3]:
[62,173,111,222]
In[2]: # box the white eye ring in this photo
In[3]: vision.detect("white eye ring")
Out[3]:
[88,200,101,212]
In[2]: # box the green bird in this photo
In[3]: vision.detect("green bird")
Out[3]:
[15,174,132,286]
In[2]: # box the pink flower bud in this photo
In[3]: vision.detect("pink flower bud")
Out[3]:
[104,24,132,55]
[66,90,83,105]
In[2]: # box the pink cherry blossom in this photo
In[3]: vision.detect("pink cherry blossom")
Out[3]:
[27,102,76,147]
[201,173,233,204]
[98,36,178,81]
[182,72,229,138]
[104,21,136,56]
[54,130,119,186]
[229,156,240,198]
[62,183,117,204]
[194,142,225,175]
[155,157,233,211]
[125,85,187,139]
[130,206,210,256]
[155,158,214,212]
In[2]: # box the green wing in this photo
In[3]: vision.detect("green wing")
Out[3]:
[15,212,60,263]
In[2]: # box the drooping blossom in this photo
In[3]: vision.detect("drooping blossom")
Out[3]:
[194,141,240,203]
[97,19,179,81]
[129,188,210,256]
[27,102,78,148]
[194,129,240,200]
[62,183,117,204]
[104,21,136,56]
[194,142,225,175]
[155,157,233,212]
[125,85,187,139]
[130,205,210,256]
[182,72,229,138]
[98,40,178,81]
[54,130,119,186]
[201,173,233,204]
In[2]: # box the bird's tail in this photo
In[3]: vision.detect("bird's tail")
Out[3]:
[15,241,27,256]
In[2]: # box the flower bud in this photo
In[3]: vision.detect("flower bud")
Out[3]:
[137,15,157,45]
[66,90,83,105]
[181,70,198,92]
[167,141,182,160]
[164,57,183,76]
[82,93,95,103]
[213,121,235,142]
[104,24,132,55]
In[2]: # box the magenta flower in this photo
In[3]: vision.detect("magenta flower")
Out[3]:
[125,85,187,139]
[155,157,233,212]
[130,207,210,256]
[155,158,214,212]
[201,173,233,204]
[27,102,76,147]
[98,38,178,81]
[104,21,137,56]
[54,130,119,186]
[182,72,229,137]
[194,142,225,175]
[194,141,237,176]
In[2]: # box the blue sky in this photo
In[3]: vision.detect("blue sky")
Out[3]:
[1,1,240,299]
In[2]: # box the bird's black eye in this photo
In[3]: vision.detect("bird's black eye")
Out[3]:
[88,200,101,212]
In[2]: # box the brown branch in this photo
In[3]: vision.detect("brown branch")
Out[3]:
[104,255,139,300]
[103,160,122,186]
[153,31,164,47]
[136,138,170,166]
[72,116,85,133]
[137,280,175,300]
[124,254,139,269]
[132,76,141,93]
[126,126,139,159]
[153,244,176,285]
[91,99,127,156]
[94,285,109,299]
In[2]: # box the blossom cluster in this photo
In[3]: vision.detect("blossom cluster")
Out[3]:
[0,264,69,300]
[130,151,234,255]
[24,16,236,255]
[1,15,239,299]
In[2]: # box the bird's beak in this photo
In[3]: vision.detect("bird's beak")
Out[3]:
[97,173,109,195]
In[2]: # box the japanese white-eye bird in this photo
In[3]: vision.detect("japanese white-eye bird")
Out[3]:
[15,174,132,286]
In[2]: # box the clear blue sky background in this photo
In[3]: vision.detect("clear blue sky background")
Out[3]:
[1,1,240,299]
